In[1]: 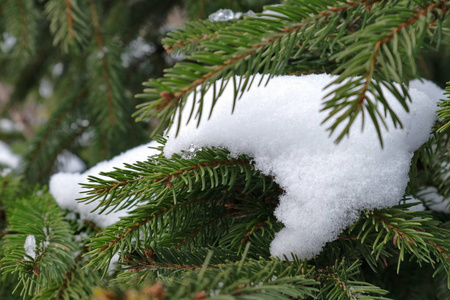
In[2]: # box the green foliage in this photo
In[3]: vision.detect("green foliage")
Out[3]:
[1,192,74,296]
[43,0,91,53]
[0,0,186,183]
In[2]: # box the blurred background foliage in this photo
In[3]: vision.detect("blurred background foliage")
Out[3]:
[0,0,277,184]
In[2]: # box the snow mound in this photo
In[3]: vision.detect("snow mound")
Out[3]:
[49,141,160,227]
[163,74,443,259]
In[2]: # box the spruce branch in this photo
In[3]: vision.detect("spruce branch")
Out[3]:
[89,0,117,128]
[0,192,78,297]
[23,89,87,184]
[80,145,261,213]
[348,206,450,278]
[43,0,90,53]
[323,0,449,144]
[1,0,40,57]
[163,19,229,54]
[317,260,391,300]
[135,0,371,134]
[86,0,139,158]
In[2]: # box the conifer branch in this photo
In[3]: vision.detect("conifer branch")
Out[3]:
[163,20,226,54]
[0,193,77,297]
[135,0,374,133]
[2,0,40,57]
[85,197,211,269]
[350,207,450,273]
[175,209,234,248]
[323,0,450,145]
[81,146,260,213]
[66,0,74,41]
[89,0,115,126]
[43,0,90,53]
[23,89,87,183]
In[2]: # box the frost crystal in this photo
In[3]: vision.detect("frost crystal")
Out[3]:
[24,235,36,260]
[208,9,254,22]
[164,74,443,259]
[182,144,203,159]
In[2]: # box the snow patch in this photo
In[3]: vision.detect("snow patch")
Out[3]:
[24,235,36,260]
[56,150,86,173]
[0,140,20,172]
[49,141,161,227]
[163,74,442,259]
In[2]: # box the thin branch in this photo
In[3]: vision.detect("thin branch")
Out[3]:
[66,0,75,40]
[89,0,115,125]
[175,210,235,248]
[104,198,207,249]
[27,90,86,163]
[94,159,251,194]
[56,244,90,298]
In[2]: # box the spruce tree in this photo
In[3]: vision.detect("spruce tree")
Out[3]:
[1,1,450,299]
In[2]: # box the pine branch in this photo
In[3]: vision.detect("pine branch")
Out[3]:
[347,206,450,279]
[23,88,87,184]
[34,244,100,300]
[112,256,319,299]
[137,0,449,146]
[135,0,370,134]
[0,192,78,297]
[80,144,261,213]
[163,19,233,54]
[317,260,391,300]
[81,144,281,271]
[43,0,90,53]
[88,0,118,128]
[86,0,139,159]
[1,0,41,57]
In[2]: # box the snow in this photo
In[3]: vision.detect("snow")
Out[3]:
[163,74,443,259]
[208,9,255,22]
[56,150,86,173]
[24,235,36,260]
[0,140,20,173]
[49,141,161,227]
[418,186,450,213]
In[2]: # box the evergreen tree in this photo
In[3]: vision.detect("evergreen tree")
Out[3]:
[1,0,450,299]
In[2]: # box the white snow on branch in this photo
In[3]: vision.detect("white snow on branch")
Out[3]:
[163,74,443,259]
[56,150,86,173]
[24,235,36,260]
[49,141,161,227]
[208,9,255,22]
